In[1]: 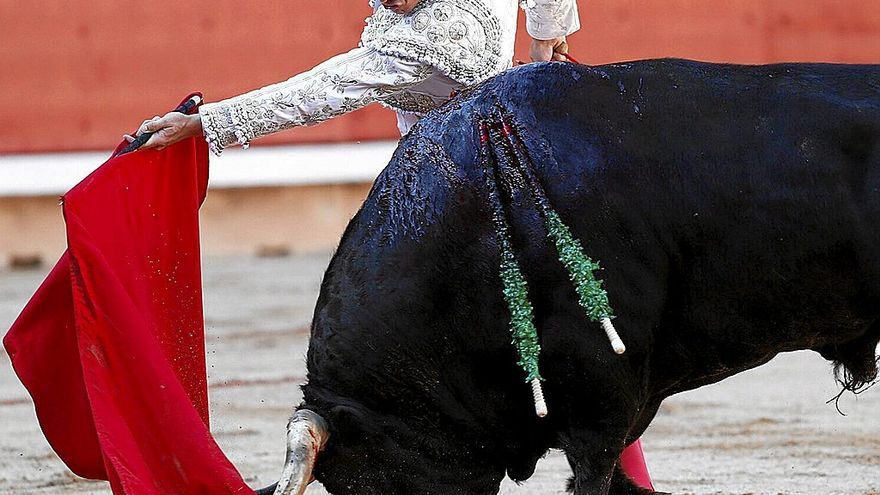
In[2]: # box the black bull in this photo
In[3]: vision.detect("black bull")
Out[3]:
[287,60,879,494]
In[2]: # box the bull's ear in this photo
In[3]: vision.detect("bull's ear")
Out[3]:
[328,404,378,441]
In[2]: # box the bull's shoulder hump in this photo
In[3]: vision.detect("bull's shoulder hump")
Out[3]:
[480,59,879,99]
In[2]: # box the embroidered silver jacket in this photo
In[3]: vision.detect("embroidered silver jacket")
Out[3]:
[199,0,580,155]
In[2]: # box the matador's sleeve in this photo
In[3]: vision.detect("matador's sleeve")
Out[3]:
[523,0,581,40]
[198,47,435,155]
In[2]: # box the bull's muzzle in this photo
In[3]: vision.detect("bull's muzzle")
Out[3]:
[272,409,330,495]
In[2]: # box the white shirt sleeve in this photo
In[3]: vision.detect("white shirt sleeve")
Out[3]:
[198,47,436,155]
[523,0,581,40]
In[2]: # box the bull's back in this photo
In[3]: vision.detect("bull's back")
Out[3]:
[444,60,880,365]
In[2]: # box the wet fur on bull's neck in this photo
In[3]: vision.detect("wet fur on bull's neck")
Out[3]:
[300,60,880,495]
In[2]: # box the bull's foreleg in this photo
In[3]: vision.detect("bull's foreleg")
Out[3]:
[565,458,660,495]
[562,431,659,495]
[560,429,622,495]
[608,466,664,495]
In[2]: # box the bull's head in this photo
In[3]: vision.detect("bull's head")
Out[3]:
[265,403,507,495]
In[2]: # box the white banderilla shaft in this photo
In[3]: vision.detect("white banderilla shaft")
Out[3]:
[530,378,548,417]
[601,317,626,354]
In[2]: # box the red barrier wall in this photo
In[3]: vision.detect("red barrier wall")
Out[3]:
[1,1,878,153]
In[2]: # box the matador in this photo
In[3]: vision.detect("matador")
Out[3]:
[127,0,581,150]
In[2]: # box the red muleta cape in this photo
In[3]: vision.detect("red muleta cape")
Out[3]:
[3,97,255,494]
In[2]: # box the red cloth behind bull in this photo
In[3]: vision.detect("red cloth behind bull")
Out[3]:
[3,116,255,494]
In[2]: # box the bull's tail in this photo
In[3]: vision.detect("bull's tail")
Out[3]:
[477,112,625,417]
[817,320,880,413]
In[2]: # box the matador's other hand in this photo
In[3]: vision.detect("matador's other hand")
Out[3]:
[529,36,569,63]
[123,112,203,151]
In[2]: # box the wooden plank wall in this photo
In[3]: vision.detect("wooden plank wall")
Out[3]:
[1,1,878,153]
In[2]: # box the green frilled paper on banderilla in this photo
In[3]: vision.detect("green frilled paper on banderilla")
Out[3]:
[498,207,615,383]
[498,233,543,382]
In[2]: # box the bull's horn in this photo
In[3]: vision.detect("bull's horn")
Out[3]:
[272,409,330,495]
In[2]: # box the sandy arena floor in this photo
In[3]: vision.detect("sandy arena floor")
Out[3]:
[1,253,877,495]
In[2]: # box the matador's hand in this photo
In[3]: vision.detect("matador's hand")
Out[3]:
[529,36,569,62]
[123,112,203,151]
